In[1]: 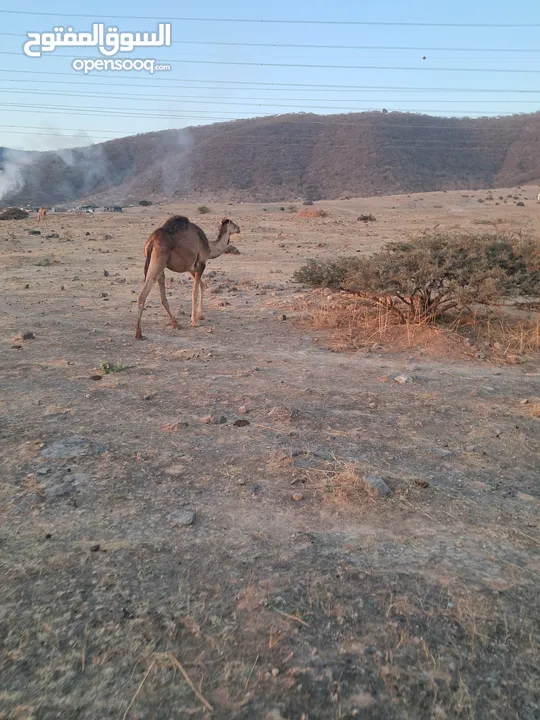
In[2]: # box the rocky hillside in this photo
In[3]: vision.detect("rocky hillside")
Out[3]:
[2,111,540,205]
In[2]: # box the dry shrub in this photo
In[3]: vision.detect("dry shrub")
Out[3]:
[0,207,29,220]
[294,229,540,323]
[296,208,328,218]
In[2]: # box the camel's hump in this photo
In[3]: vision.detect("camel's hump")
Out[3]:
[160,215,191,234]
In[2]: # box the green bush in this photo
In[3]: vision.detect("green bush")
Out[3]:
[138,200,152,206]
[198,205,211,214]
[294,230,540,323]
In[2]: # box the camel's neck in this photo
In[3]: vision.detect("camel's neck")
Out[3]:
[209,226,231,259]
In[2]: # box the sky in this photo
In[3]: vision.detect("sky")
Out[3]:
[0,1,540,150]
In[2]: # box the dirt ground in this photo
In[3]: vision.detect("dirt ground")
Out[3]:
[1,187,539,720]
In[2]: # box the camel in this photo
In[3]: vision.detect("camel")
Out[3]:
[135,215,240,340]
[37,207,47,222]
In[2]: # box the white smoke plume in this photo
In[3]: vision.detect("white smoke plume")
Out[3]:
[0,149,34,203]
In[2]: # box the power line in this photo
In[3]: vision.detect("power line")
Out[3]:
[2,86,539,106]
[1,68,538,94]
[2,102,535,124]
[2,32,540,52]
[0,9,538,27]
[1,88,537,113]
[2,51,540,73]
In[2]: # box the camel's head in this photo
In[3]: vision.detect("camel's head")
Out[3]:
[220,218,240,242]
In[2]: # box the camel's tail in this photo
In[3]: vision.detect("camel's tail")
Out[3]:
[144,240,153,279]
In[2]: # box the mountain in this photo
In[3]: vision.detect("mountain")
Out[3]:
[2,111,540,206]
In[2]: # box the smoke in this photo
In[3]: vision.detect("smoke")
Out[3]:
[0,126,195,205]
[0,149,34,203]
[157,128,194,198]
[56,142,113,198]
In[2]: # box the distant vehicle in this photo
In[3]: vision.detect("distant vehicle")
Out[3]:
[104,205,123,212]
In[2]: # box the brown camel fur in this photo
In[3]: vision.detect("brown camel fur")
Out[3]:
[37,207,47,222]
[135,215,240,340]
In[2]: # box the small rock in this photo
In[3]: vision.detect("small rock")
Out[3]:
[15,330,35,341]
[292,492,304,502]
[103,270,109,277]
[45,233,59,239]
[233,419,250,427]
[364,474,392,497]
[520,399,529,405]
[271,668,280,677]
[36,466,51,476]
[44,483,74,500]
[414,479,430,488]
[90,544,101,552]
[238,479,246,485]
[238,405,248,415]
[164,465,185,476]
[518,492,539,504]
[90,375,102,381]
[393,374,414,384]
[268,406,298,422]
[277,314,287,321]
[169,510,196,527]
[100,292,108,298]
[11,344,22,349]
[41,436,106,460]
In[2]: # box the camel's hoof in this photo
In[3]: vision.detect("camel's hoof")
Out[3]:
[190,320,197,327]
[196,315,205,321]
[171,322,180,330]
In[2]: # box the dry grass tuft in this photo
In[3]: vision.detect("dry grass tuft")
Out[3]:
[294,295,475,359]
[324,461,379,505]
[296,208,328,218]
[292,293,540,361]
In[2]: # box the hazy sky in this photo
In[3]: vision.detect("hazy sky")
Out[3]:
[1,1,539,150]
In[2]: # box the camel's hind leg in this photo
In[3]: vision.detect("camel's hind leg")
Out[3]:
[190,273,201,326]
[135,251,168,340]
[190,263,206,325]
[157,272,179,329]
[197,277,205,320]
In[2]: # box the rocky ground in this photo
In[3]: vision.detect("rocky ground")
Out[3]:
[1,191,539,719]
